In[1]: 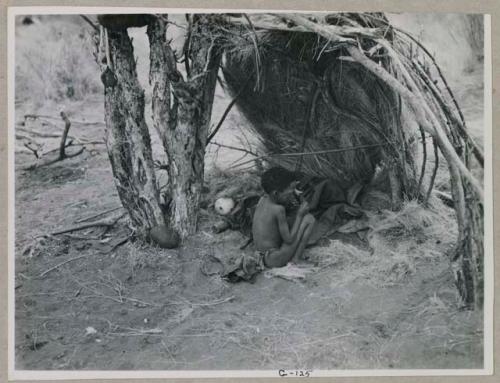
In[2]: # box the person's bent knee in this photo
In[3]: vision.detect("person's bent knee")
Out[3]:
[304,213,315,225]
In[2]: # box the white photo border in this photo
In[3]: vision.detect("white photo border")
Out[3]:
[7,7,494,380]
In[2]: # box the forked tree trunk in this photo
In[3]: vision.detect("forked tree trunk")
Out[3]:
[100,27,166,238]
[147,15,222,238]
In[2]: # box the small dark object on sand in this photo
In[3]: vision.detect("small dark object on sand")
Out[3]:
[148,225,181,249]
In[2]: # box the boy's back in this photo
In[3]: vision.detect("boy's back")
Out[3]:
[252,196,283,251]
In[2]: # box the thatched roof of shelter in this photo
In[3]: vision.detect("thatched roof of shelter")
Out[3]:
[215,13,483,200]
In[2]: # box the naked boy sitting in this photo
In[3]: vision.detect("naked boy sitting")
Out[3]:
[252,167,316,268]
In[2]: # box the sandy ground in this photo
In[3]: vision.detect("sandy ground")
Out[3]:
[14,91,484,370]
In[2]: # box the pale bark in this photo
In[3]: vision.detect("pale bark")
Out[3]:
[100,27,166,237]
[148,15,222,238]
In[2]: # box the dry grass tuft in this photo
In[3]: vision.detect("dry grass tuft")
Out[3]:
[306,198,457,289]
[369,199,457,243]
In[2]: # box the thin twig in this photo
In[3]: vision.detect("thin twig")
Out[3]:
[23,142,40,158]
[108,328,163,336]
[24,114,103,125]
[207,74,253,143]
[167,296,234,307]
[209,141,257,156]
[229,143,388,170]
[39,254,91,277]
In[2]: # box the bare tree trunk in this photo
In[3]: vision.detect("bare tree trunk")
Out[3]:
[148,15,222,238]
[100,27,166,238]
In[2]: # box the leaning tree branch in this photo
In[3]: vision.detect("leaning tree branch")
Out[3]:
[425,138,440,205]
[209,141,258,156]
[207,74,253,143]
[80,15,99,31]
[347,45,483,200]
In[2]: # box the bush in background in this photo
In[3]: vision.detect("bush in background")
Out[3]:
[15,15,103,108]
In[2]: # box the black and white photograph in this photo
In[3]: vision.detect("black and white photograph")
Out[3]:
[8,8,492,378]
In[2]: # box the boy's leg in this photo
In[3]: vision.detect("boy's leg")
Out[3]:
[292,213,315,262]
[264,213,315,267]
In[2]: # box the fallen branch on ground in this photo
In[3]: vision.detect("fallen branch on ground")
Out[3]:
[24,113,104,125]
[108,327,163,336]
[17,126,63,139]
[23,142,41,158]
[103,234,133,254]
[39,254,91,278]
[23,111,86,170]
[168,296,235,307]
[74,206,123,224]
[49,212,127,236]
[23,147,84,170]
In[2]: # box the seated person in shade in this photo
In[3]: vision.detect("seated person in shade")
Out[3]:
[252,167,316,268]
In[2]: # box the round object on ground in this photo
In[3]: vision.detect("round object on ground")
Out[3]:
[214,197,235,216]
[149,225,180,249]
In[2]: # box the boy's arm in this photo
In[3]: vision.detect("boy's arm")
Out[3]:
[307,179,328,211]
[276,205,305,245]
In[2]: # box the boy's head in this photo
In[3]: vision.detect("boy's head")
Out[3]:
[261,167,298,204]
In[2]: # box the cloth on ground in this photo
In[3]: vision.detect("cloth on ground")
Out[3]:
[288,177,368,245]
[308,202,368,244]
[222,249,268,283]
[264,263,318,281]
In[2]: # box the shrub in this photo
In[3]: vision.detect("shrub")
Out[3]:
[15,16,103,107]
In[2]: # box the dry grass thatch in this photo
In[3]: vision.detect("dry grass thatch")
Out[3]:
[221,13,399,189]
[217,13,482,197]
